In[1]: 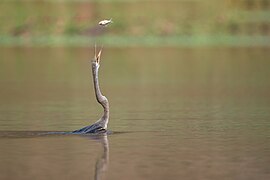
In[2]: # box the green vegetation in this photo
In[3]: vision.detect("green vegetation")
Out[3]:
[0,0,270,46]
[1,35,270,47]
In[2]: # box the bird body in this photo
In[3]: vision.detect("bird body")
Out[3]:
[73,47,109,134]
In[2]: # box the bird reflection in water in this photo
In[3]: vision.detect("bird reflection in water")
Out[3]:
[92,134,109,180]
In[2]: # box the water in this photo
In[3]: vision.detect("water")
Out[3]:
[0,47,269,180]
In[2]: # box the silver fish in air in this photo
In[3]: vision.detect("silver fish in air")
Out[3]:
[98,19,113,26]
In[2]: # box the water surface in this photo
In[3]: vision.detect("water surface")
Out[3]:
[0,47,269,180]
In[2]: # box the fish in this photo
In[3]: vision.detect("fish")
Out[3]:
[98,18,113,26]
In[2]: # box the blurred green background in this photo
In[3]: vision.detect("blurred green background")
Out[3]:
[0,0,270,47]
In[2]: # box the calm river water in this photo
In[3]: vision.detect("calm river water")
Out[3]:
[0,47,269,180]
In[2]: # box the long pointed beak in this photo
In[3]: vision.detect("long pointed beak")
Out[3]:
[96,48,102,64]
[94,44,102,64]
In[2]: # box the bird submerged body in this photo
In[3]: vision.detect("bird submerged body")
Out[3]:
[72,123,106,134]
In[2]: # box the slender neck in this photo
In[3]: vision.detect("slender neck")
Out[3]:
[92,66,109,121]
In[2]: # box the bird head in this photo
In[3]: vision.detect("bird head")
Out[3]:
[92,45,102,70]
